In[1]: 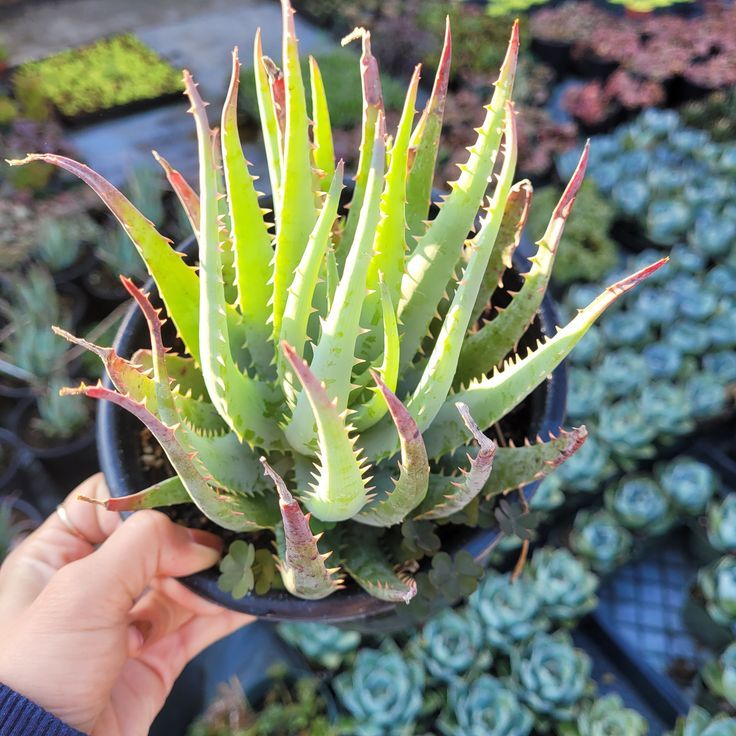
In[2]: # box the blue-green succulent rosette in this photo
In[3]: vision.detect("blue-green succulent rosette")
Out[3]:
[469,571,549,653]
[529,474,565,513]
[529,547,598,625]
[334,640,424,736]
[605,475,675,536]
[510,631,593,725]
[277,622,360,670]
[411,607,490,684]
[558,694,649,736]
[569,509,633,575]
[669,706,736,736]
[701,641,736,709]
[658,458,717,516]
[438,674,533,736]
[699,556,736,631]
[554,435,616,494]
[708,494,736,553]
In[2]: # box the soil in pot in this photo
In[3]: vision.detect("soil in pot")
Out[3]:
[98,235,566,624]
[13,398,98,494]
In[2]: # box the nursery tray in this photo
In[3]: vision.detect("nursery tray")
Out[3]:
[591,528,713,721]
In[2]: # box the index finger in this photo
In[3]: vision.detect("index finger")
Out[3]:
[0,474,122,615]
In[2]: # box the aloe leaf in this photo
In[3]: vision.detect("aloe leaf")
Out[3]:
[130,350,208,400]
[286,116,385,446]
[397,22,520,371]
[330,526,416,603]
[325,246,339,313]
[185,71,282,450]
[67,383,275,531]
[281,342,371,521]
[468,179,532,328]
[254,28,283,219]
[279,162,344,405]
[337,27,384,263]
[261,457,344,599]
[364,64,421,326]
[405,17,451,243]
[6,153,216,364]
[273,0,318,341]
[222,48,276,378]
[309,56,335,191]
[351,279,399,432]
[413,403,496,520]
[403,104,517,430]
[422,258,669,460]
[483,426,588,498]
[357,371,429,527]
[152,150,200,240]
[79,475,191,512]
[456,146,589,388]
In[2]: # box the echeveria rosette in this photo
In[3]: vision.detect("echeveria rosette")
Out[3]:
[334,640,424,736]
[529,547,598,625]
[708,494,736,553]
[438,675,533,736]
[641,384,695,440]
[13,1,666,607]
[598,350,650,400]
[598,401,657,469]
[669,706,736,736]
[569,509,633,575]
[701,641,736,709]
[511,631,593,724]
[412,607,490,684]
[567,368,607,422]
[699,557,736,630]
[529,474,565,513]
[605,476,674,535]
[658,458,717,516]
[277,622,360,670]
[469,571,549,653]
[559,694,649,736]
[554,435,616,494]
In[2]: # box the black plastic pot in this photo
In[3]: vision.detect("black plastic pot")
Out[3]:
[0,428,22,492]
[98,238,567,623]
[531,38,573,79]
[12,398,98,494]
[50,247,97,287]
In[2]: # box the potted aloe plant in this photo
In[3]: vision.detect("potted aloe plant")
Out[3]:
[9,1,664,622]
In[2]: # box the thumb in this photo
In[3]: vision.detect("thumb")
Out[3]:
[59,511,223,615]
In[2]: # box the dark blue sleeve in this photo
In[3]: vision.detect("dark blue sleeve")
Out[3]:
[0,684,86,736]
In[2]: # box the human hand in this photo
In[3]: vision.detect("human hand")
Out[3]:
[0,473,251,736]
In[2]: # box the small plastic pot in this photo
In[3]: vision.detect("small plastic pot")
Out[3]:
[98,238,567,623]
[0,428,22,492]
[11,399,97,494]
[50,247,97,287]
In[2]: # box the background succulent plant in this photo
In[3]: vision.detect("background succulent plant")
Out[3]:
[569,509,633,574]
[559,693,649,736]
[658,458,717,517]
[334,640,424,736]
[707,494,736,553]
[511,631,593,724]
[469,570,549,653]
[529,547,598,625]
[438,674,533,736]
[605,476,674,536]
[277,622,360,670]
[699,556,736,631]
[668,706,736,736]
[701,641,736,709]
[12,1,660,607]
[411,607,490,684]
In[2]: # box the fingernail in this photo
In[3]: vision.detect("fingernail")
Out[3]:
[187,528,224,553]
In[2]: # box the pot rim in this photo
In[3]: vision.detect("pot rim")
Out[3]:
[97,236,567,622]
